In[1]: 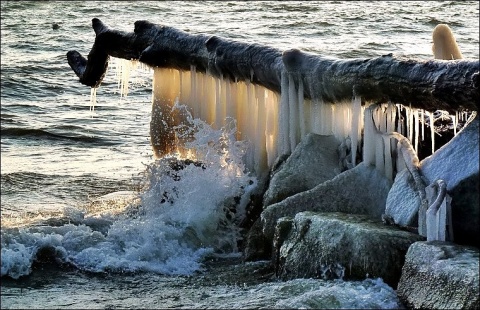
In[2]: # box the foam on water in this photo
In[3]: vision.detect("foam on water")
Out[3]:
[1,113,257,279]
[270,278,402,309]
[187,277,403,309]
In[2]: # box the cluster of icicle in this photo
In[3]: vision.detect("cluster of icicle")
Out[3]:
[109,57,468,182]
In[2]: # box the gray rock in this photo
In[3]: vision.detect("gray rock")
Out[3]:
[397,241,479,309]
[384,168,421,227]
[261,162,392,241]
[385,117,479,240]
[420,117,479,191]
[263,133,341,207]
[275,212,425,287]
[243,218,271,261]
[419,117,479,246]
[272,216,294,270]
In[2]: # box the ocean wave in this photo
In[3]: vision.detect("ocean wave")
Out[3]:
[0,126,116,145]
[426,17,463,27]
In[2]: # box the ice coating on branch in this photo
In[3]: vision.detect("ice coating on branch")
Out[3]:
[73,18,477,181]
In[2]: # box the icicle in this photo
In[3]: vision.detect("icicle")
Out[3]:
[407,104,414,144]
[224,79,234,123]
[265,90,278,167]
[219,77,227,126]
[404,105,409,141]
[396,140,407,173]
[298,79,306,139]
[319,101,333,135]
[242,82,256,170]
[255,85,268,174]
[344,102,352,141]
[452,112,457,136]
[206,74,217,125]
[114,57,141,98]
[310,98,320,134]
[396,104,402,135]
[386,103,397,177]
[420,109,425,142]
[363,105,376,166]
[303,99,313,135]
[386,103,396,133]
[375,132,385,176]
[351,96,362,167]
[378,104,387,133]
[235,81,248,142]
[151,67,180,157]
[214,77,221,126]
[190,65,197,116]
[198,71,205,121]
[288,74,298,152]
[429,111,435,154]
[332,102,351,142]
[90,87,97,112]
[414,108,419,153]
[383,135,393,181]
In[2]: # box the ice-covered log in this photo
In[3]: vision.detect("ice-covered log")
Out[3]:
[67,18,478,113]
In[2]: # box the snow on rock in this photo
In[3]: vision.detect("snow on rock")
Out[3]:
[384,168,421,227]
[420,116,479,191]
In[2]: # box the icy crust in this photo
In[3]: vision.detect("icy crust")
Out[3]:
[1,118,257,279]
[113,58,469,183]
[420,116,479,191]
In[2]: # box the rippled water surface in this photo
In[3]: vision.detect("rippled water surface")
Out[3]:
[1,1,478,309]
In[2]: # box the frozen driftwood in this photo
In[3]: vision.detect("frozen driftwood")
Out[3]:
[67,18,478,113]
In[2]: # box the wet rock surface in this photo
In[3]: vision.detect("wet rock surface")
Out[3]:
[397,241,479,309]
[261,162,392,242]
[274,212,425,288]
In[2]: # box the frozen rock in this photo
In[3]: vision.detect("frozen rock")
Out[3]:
[384,168,421,227]
[261,162,392,242]
[274,212,425,287]
[420,117,479,191]
[263,133,341,207]
[397,241,479,309]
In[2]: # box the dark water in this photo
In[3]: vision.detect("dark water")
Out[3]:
[1,1,478,308]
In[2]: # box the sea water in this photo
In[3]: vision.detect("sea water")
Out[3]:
[1,1,478,308]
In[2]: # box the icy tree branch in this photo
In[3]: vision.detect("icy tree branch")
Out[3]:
[67,18,479,113]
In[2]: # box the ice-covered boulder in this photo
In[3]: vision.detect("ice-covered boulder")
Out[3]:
[420,117,479,191]
[261,162,392,242]
[274,212,425,287]
[263,133,341,207]
[384,168,421,227]
[397,241,479,309]
[384,117,479,243]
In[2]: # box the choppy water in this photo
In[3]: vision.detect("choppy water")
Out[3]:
[1,1,478,309]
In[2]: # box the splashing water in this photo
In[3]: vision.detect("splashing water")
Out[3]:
[1,112,257,279]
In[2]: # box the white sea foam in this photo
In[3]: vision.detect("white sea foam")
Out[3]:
[270,278,403,309]
[189,277,403,309]
[1,114,257,279]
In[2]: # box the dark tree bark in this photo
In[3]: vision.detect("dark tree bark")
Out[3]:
[67,18,479,113]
